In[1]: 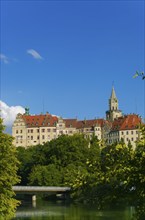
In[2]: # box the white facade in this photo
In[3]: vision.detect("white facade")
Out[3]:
[12,87,143,148]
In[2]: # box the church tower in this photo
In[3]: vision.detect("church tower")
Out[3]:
[106,87,122,121]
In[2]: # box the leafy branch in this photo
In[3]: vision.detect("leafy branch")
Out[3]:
[133,71,145,80]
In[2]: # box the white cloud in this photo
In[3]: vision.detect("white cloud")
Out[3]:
[27,49,43,60]
[0,101,25,127]
[0,54,9,64]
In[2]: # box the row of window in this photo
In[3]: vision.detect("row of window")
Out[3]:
[109,130,138,137]
[108,132,119,137]
[16,130,23,134]
[27,128,57,133]
[16,135,23,140]
[109,137,138,144]
[16,130,74,142]
[121,130,138,135]
[16,127,101,135]
[95,128,101,131]
[27,135,56,140]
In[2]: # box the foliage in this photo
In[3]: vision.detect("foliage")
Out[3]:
[131,125,145,219]
[80,143,133,207]
[0,118,20,219]
[28,164,62,186]
[45,134,90,167]
[17,128,145,217]
[17,134,100,185]
[133,71,145,80]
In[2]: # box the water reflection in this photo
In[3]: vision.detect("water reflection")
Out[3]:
[14,200,134,220]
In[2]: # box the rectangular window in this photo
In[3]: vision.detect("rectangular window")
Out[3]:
[31,129,33,133]
[42,129,45,132]
[42,135,45,139]
[37,136,39,140]
[31,136,33,140]
[37,129,39,133]
[126,131,128,135]
[131,131,134,134]
[16,130,18,134]
[53,129,56,132]
[47,129,51,132]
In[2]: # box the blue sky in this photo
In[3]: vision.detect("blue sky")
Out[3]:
[1,0,144,124]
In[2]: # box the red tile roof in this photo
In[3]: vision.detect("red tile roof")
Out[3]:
[63,119,77,128]
[76,119,106,129]
[20,113,142,131]
[22,114,58,127]
[111,114,141,131]
[20,113,108,129]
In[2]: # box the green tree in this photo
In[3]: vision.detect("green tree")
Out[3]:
[81,142,134,207]
[130,125,145,219]
[28,164,62,186]
[17,145,48,185]
[0,118,20,219]
[45,134,90,167]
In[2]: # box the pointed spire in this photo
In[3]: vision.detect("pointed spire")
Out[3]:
[110,86,117,100]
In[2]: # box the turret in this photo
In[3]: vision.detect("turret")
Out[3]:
[25,107,30,115]
[109,87,118,111]
[106,87,122,121]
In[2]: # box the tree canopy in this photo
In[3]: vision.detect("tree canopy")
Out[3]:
[16,127,145,219]
[0,118,20,219]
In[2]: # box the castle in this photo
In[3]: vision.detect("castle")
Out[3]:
[12,87,142,148]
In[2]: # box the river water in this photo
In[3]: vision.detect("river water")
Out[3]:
[13,199,135,220]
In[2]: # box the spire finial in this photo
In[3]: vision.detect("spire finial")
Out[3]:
[110,86,117,99]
